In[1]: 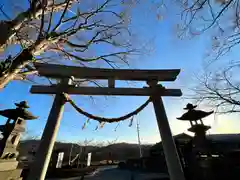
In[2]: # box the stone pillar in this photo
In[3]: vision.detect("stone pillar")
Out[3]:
[149,81,185,180]
[27,78,72,180]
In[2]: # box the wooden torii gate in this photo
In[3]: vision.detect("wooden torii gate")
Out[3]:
[27,63,185,180]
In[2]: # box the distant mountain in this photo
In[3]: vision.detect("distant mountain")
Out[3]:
[17,140,152,163]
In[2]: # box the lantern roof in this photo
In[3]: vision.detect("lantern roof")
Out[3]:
[177,103,213,121]
[0,101,37,120]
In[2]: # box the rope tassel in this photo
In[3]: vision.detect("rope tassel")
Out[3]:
[82,118,90,130]
[86,118,90,123]
[129,116,134,127]
[95,125,98,131]
[114,122,120,131]
[82,122,86,130]
[100,122,105,128]
[94,122,105,131]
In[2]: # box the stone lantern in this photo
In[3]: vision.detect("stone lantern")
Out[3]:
[177,103,214,180]
[177,103,213,149]
[0,101,37,180]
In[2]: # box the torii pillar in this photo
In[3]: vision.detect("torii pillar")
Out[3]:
[148,81,185,180]
[27,78,72,180]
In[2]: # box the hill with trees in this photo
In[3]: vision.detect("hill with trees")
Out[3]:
[17,140,152,163]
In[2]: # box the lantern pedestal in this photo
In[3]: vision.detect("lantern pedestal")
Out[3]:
[188,124,211,134]
[189,124,211,151]
[0,169,23,180]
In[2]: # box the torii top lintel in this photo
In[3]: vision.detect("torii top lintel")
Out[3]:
[34,63,180,82]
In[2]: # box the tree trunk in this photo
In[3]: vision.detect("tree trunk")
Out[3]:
[0,49,32,89]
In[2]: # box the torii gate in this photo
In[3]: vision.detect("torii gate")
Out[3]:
[27,63,185,180]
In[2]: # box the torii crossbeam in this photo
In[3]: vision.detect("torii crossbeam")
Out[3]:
[27,63,186,180]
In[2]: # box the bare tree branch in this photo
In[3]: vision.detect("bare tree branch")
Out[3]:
[51,0,72,32]
[190,63,240,114]
[0,0,140,89]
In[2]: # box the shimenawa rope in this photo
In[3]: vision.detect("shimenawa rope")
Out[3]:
[63,93,151,123]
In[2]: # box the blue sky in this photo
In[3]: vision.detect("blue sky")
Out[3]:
[0,0,240,145]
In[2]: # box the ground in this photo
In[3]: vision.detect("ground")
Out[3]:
[47,166,169,180]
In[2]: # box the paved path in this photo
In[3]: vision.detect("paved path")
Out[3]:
[47,166,169,180]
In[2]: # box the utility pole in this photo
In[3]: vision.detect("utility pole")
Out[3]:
[69,143,73,166]
[136,118,142,158]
